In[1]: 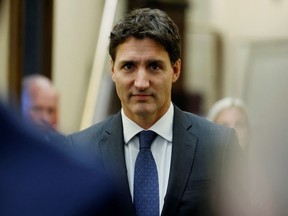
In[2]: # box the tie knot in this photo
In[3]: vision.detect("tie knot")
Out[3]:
[138,130,157,149]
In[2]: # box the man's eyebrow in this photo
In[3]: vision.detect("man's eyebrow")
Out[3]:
[118,60,136,65]
[146,59,165,64]
[117,59,166,66]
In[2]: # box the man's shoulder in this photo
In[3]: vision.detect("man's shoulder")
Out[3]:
[67,113,121,143]
[175,107,233,140]
[176,107,226,130]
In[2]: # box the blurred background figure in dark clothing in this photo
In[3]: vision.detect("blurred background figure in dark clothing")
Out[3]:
[0,101,123,216]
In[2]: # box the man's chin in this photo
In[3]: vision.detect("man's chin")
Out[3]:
[133,107,154,117]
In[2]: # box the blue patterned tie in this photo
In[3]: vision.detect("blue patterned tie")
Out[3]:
[134,130,159,216]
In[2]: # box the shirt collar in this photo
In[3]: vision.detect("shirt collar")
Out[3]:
[122,103,174,144]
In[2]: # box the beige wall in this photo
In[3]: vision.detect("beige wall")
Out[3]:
[211,0,288,97]
[0,0,9,100]
[185,0,288,112]
[211,0,288,38]
[53,0,106,133]
[53,0,126,133]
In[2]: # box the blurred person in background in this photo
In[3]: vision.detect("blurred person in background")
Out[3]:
[21,74,59,131]
[207,98,288,215]
[207,97,250,151]
[0,101,123,216]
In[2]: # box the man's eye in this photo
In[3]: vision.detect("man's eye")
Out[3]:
[47,108,55,115]
[123,63,133,70]
[150,63,160,71]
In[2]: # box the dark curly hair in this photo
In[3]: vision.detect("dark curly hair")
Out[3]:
[109,8,181,65]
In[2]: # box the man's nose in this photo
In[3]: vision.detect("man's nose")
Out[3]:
[134,70,150,90]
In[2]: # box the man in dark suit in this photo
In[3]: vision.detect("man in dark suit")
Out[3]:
[67,8,245,216]
[0,102,121,216]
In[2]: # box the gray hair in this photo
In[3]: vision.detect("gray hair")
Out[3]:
[207,97,246,122]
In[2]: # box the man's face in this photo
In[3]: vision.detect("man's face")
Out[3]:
[26,88,58,130]
[111,37,181,128]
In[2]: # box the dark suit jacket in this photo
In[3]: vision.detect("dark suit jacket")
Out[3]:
[0,102,121,216]
[67,105,243,216]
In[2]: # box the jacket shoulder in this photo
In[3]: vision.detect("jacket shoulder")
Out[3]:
[66,113,120,147]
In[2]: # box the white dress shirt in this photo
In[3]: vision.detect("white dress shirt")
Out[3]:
[122,103,173,213]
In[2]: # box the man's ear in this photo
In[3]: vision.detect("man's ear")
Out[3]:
[110,58,115,82]
[172,59,181,83]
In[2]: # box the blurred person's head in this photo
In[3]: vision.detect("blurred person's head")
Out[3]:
[21,74,59,130]
[207,97,250,150]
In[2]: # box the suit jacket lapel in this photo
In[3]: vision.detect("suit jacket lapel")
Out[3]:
[99,113,136,215]
[161,106,198,216]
